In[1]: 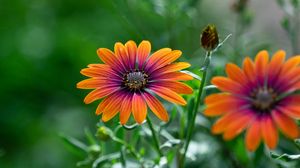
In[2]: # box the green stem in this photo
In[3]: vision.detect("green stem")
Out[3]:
[147,116,163,157]
[180,51,211,168]
[113,137,142,163]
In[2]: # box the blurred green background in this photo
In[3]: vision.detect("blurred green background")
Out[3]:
[0,0,299,167]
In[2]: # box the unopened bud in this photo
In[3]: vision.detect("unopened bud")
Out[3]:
[96,126,113,141]
[200,24,219,51]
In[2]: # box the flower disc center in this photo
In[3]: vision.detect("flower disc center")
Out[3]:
[252,88,276,111]
[124,71,148,90]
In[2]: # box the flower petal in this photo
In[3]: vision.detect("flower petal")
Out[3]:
[80,64,120,78]
[125,40,137,69]
[211,77,243,94]
[77,78,119,89]
[150,86,187,105]
[245,119,262,152]
[204,93,231,104]
[115,42,131,70]
[211,111,244,134]
[144,48,172,71]
[255,50,269,86]
[279,105,300,119]
[146,50,182,73]
[137,40,151,69]
[152,81,193,94]
[223,111,254,140]
[204,98,247,116]
[120,93,133,125]
[281,55,300,75]
[101,92,125,122]
[150,62,191,75]
[83,86,120,104]
[268,50,285,86]
[97,48,125,72]
[132,93,147,124]
[151,72,193,81]
[226,63,248,85]
[243,57,256,83]
[261,116,278,149]
[143,92,169,122]
[272,110,299,139]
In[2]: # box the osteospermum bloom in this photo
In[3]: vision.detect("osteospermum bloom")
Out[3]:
[77,40,193,124]
[204,50,300,151]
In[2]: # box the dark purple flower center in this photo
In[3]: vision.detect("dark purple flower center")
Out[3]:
[251,88,277,112]
[123,71,148,90]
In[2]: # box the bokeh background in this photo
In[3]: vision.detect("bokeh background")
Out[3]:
[0,0,299,167]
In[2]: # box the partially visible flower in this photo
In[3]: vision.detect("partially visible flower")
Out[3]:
[204,50,300,151]
[77,40,193,124]
[200,24,219,51]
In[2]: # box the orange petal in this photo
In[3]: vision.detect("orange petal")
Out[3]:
[95,97,111,115]
[147,50,182,73]
[150,86,187,105]
[243,57,256,83]
[119,94,133,125]
[211,77,243,94]
[132,93,147,124]
[223,112,254,140]
[154,72,193,81]
[272,110,299,139]
[80,64,119,78]
[144,48,172,70]
[281,55,300,74]
[77,78,118,89]
[211,111,243,134]
[255,50,269,75]
[225,63,247,85]
[154,81,193,94]
[279,106,300,119]
[137,40,151,69]
[151,62,191,75]
[125,40,137,69]
[97,48,124,72]
[245,119,261,152]
[204,93,231,104]
[114,42,130,69]
[143,92,169,122]
[204,98,245,116]
[268,50,285,82]
[83,87,120,104]
[261,116,278,149]
[101,93,125,122]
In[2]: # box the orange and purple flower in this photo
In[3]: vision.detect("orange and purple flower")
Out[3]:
[204,50,300,151]
[77,40,193,125]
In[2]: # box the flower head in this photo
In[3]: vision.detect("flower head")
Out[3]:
[204,50,300,151]
[200,24,219,51]
[77,40,193,124]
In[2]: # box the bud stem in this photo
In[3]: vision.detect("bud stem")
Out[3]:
[146,116,164,158]
[179,51,211,168]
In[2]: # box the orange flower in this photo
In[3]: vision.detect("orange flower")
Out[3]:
[204,50,300,151]
[77,40,193,124]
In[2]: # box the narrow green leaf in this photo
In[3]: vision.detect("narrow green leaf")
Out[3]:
[270,152,300,162]
[92,153,120,168]
[180,70,202,81]
[60,133,88,152]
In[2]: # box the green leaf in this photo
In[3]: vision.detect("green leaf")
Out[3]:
[122,121,144,130]
[92,153,120,168]
[180,70,202,81]
[84,128,97,145]
[270,152,300,162]
[60,133,88,152]
[160,139,182,150]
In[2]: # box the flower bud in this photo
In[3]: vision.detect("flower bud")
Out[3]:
[200,24,219,51]
[88,144,101,156]
[96,126,113,141]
